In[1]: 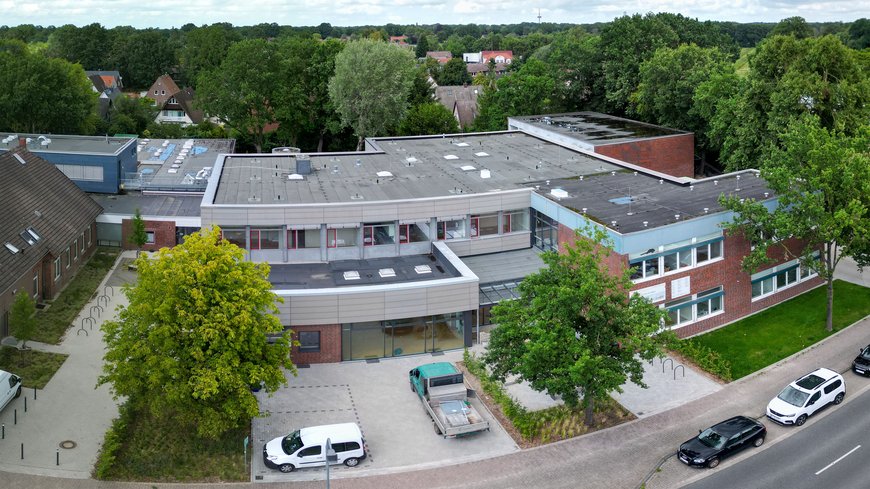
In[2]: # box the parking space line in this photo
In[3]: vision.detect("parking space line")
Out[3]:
[815,445,860,475]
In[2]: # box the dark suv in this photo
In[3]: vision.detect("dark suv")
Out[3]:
[853,345,870,376]
[678,416,766,468]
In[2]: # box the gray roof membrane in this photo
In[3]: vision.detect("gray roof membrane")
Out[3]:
[268,254,459,289]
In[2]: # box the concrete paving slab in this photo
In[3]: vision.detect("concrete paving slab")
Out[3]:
[614,356,723,418]
[251,352,519,483]
[0,251,131,478]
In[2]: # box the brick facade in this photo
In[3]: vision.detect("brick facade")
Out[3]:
[556,224,824,339]
[289,324,342,364]
[121,219,177,252]
[595,133,695,178]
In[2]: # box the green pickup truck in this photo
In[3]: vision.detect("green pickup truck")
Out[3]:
[409,362,490,438]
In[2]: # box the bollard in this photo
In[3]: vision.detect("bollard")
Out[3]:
[20,443,23,460]
[14,409,16,424]
[56,449,59,466]
[24,396,27,412]
[2,423,4,439]
[34,387,37,400]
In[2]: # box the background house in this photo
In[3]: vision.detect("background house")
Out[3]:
[426,51,453,64]
[146,75,204,126]
[435,85,480,129]
[85,71,123,120]
[0,148,103,338]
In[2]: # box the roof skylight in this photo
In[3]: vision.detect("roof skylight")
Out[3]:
[343,271,360,280]
[460,165,476,171]
[376,171,393,177]
[27,227,41,241]
[5,242,20,254]
[414,265,432,274]
[443,155,459,160]
[378,268,396,278]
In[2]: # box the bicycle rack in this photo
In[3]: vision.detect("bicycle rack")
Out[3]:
[104,285,114,297]
[674,364,685,380]
[662,357,674,372]
[97,295,109,307]
[82,317,95,330]
[90,305,103,318]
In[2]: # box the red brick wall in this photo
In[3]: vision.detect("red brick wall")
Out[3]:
[121,219,176,251]
[594,134,695,178]
[290,324,342,364]
[557,223,823,338]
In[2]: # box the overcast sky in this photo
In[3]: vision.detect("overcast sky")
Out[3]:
[1,0,866,29]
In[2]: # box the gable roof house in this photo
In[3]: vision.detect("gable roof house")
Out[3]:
[426,51,453,64]
[0,147,103,338]
[146,74,204,126]
[480,50,513,64]
[85,71,123,120]
[435,85,481,129]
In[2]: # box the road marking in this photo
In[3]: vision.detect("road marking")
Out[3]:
[815,445,861,475]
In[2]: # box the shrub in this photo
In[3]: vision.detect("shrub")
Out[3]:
[672,339,733,382]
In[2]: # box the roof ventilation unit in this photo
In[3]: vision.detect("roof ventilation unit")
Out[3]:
[414,265,432,274]
[296,155,311,175]
[480,169,491,179]
[287,174,304,180]
[460,165,476,171]
[376,171,393,178]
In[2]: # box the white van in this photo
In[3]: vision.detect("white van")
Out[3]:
[263,422,366,473]
[0,369,22,412]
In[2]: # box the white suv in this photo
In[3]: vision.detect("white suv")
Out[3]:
[767,367,845,426]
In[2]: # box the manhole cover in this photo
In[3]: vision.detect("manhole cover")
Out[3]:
[59,440,77,449]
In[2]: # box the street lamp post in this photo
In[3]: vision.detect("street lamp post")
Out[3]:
[325,437,338,489]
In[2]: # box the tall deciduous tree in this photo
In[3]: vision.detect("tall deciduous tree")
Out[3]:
[720,116,870,332]
[328,39,416,150]
[398,102,459,136]
[196,39,282,153]
[179,24,240,88]
[110,29,178,89]
[484,227,671,426]
[129,208,147,257]
[434,57,471,86]
[473,58,556,131]
[0,41,96,134]
[10,291,37,350]
[98,227,294,439]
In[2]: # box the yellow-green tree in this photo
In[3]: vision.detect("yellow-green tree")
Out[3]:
[98,227,295,439]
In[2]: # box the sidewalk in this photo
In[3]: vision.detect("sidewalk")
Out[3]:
[0,252,130,478]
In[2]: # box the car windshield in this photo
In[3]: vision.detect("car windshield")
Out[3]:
[778,385,810,407]
[698,428,726,449]
[281,431,303,455]
[861,347,870,360]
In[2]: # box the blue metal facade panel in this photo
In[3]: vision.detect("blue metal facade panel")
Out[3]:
[32,152,119,193]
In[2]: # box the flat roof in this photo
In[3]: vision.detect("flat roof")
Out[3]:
[534,170,772,233]
[268,254,459,289]
[135,138,235,190]
[213,132,621,205]
[461,248,545,284]
[91,192,202,217]
[0,133,135,156]
[510,112,687,144]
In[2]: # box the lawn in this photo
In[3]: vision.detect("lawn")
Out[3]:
[0,347,68,389]
[735,47,754,77]
[34,247,120,344]
[96,401,249,482]
[686,280,870,380]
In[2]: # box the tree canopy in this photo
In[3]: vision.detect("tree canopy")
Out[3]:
[10,290,37,349]
[0,40,96,134]
[484,227,671,425]
[98,227,295,439]
[720,116,870,332]
[328,39,417,150]
[398,102,459,136]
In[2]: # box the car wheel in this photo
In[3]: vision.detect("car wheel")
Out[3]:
[14,386,21,398]
[753,436,764,448]
[279,464,295,473]
[410,382,415,393]
[795,414,808,426]
[707,457,720,469]
[834,392,844,405]
[344,457,360,467]
[433,422,442,435]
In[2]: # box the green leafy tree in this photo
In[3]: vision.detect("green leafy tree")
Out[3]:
[328,39,416,150]
[197,39,282,153]
[537,28,602,111]
[107,96,156,136]
[0,42,97,134]
[415,34,430,59]
[407,66,436,107]
[46,23,109,70]
[847,18,870,49]
[179,24,240,88]
[10,290,37,349]
[98,227,295,439]
[473,58,556,131]
[720,116,870,332]
[110,29,178,89]
[398,102,459,135]
[434,57,471,86]
[706,35,869,171]
[484,227,671,426]
[770,16,815,39]
[129,208,147,256]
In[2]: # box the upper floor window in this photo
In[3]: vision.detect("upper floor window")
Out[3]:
[502,209,529,234]
[327,228,358,248]
[751,252,819,300]
[437,219,465,240]
[630,236,724,282]
[470,214,498,238]
[363,222,395,246]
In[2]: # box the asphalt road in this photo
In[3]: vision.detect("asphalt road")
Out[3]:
[685,380,870,489]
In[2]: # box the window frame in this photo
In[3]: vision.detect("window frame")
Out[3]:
[54,256,61,280]
[145,230,156,245]
[65,247,71,268]
[298,331,321,353]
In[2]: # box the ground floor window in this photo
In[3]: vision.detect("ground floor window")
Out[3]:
[341,312,465,361]
[298,331,321,353]
[751,255,818,300]
[665,286,724,326]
